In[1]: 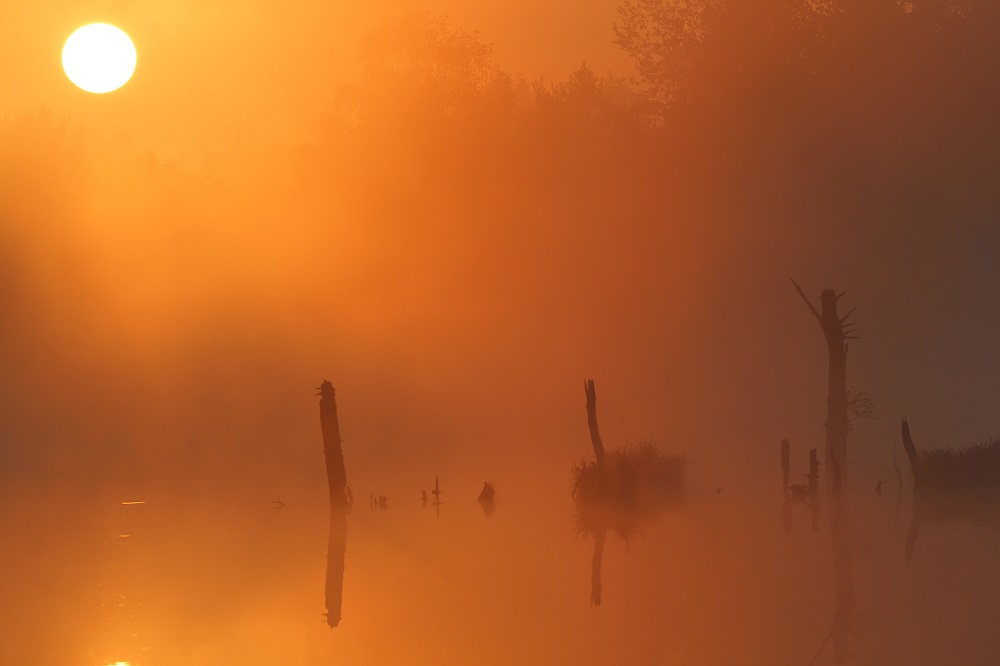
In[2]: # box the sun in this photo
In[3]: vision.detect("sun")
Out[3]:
[62,23,136,93]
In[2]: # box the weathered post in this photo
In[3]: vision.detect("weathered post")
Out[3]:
[319,381,349,508]
[318,380,350,627]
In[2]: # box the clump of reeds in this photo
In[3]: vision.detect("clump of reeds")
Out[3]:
[917,438,1000,490]
[914,440,1000,528]
[572,440,685,541]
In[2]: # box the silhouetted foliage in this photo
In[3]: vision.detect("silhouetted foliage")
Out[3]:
[846,386,876,435]
[613,0,1000,111]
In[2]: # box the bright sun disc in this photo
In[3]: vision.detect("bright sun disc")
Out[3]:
[62,23,136,93]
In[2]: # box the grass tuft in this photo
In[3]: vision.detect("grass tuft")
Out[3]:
[571,440,685,542]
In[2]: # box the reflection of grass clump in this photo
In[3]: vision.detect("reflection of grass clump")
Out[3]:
[572,440,685,541]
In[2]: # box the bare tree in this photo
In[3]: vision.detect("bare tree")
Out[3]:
[792,280,857,494]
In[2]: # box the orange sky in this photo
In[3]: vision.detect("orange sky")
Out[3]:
[3,0,632,160]
[1,0,999,492]
[3,3,1000,664]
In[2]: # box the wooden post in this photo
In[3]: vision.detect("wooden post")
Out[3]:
[318,380,350,627]
[319,380,349,508]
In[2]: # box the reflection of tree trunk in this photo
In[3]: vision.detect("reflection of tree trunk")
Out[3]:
[829,452,853,664]
[325,506,348,627]
[901,418,921,491]
[584,379,606,467]
[591,529,606,606]
[782,439,792,534]
[900,419,922,562]
[793,280,858,666]
[810,451,855,665]
[905,512,921,563]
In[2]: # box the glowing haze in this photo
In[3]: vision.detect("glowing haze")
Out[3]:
[1,0,999,664]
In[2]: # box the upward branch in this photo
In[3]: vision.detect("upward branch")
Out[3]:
[791,278,821,321]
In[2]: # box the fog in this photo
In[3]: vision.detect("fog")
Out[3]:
[2,1,1000,664]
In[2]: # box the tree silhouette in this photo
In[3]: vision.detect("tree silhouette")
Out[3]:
[792,281,857,494]
[613,0,1000,111]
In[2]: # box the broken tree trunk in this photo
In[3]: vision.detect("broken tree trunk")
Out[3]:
[792,281,855,495]
[584,379,606,467]
[319,380,349,509]
[318,380,350,627]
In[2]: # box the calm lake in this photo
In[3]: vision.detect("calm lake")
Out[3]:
[5,459,1000,666]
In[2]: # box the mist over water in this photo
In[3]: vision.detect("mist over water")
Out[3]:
[3,1,1000,664]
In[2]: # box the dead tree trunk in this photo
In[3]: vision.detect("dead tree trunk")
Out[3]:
[793,281,856,495]
[584,379,606,467]
[318,380,350,627]
[319,380,349,509]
